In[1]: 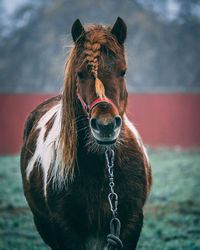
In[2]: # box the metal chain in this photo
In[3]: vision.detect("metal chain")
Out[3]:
[105,148,123,249]
[105,148,118,218]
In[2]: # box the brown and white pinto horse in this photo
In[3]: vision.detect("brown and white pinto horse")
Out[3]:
[21,17,152,250]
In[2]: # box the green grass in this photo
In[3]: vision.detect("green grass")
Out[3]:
[0,149,200,249]
[137,149,200,250]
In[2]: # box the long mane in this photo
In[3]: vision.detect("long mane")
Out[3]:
[58,47,78,182]
[58,24,125,182]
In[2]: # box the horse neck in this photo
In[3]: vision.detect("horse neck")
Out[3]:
[74,104,107,174]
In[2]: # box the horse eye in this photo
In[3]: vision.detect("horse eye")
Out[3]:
[77,72,84,79]
[120,70,126,77]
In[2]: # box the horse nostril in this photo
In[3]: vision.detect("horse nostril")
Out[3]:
[90,117,99,131]
[114,115,122,129]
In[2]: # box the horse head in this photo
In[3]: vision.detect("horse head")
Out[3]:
[71,17,128,145]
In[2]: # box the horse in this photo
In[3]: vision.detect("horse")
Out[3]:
[20,17,152,250]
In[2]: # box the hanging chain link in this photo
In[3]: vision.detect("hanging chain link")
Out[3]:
[105,148,123,249]
[105,148,119,218]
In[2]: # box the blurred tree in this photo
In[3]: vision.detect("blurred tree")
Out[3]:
[0,0,199,93]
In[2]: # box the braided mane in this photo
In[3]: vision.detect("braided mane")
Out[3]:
[58,24,125,182]
[81,25,124,98]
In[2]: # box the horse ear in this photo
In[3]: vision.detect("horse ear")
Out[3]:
[111,17,127,45]
[71,19,85,42]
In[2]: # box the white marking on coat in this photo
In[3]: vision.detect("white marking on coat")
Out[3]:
[123,114,150,163]
[26,103,62,197]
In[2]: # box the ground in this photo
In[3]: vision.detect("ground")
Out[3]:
[0,148,200,250]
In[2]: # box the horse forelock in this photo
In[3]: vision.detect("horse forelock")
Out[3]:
[78,25,125,98]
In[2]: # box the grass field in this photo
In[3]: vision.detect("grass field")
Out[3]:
[0,149,200,250]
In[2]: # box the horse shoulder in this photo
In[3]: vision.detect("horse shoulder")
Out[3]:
[123,114,152,197]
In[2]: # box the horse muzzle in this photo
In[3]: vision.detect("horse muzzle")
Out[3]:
[76,91,121,144]
[90,115,122,145]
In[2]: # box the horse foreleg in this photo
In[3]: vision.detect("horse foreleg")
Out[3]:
[33,214,60,250]
[121,211,144,250]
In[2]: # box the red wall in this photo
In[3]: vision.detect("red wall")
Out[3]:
[0,94,200,154]
[127,94,200,148]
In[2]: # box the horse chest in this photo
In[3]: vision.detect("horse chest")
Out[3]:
[47,175,110,232]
